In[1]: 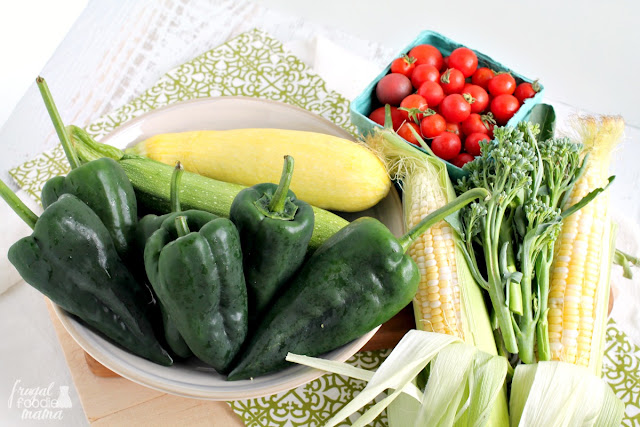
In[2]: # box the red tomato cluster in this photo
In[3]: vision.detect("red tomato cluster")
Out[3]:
[370,45,540,167]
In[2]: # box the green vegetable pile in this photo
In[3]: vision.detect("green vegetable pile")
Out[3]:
[0,78,487,380]
[454,118,612,364]
[286,106,625,427]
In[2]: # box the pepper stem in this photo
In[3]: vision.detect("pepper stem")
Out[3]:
[268,155,294,214]
[398,187,490,252]
[36,77,81,170]
[171,162,184,213]
[175,216,190,237]
[0,179,38,229]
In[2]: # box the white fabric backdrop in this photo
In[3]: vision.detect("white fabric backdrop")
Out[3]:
[0,1,638,425]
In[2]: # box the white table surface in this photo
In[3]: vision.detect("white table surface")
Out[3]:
[0,1,639,426]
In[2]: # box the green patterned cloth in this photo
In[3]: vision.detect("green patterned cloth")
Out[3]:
[9,29,639,426]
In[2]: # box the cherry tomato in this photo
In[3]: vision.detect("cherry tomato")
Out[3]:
[368,106,404,131]
[491,94,520,125]
[390,55,417,78]
[417,81,444,108]
[446,122,461,137]
[472,67,495,90]
[397,122,421,146]
[514,81,540,104]
[408,44,443,70]
[376,73,413,106]
[420,113,446,139]
[488,73,516,96]
[399,94,428,123]
[465,132,491,157]
[448,47,478,78]
[431,132,461,160]
[440,94,471,123]
[452,152,475,168]
[460,113,495,137]
[411,65,440,89]
[442,56,449,71]
[462,84,489,114]
[440,68,465,94]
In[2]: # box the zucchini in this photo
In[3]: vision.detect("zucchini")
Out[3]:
[69,126,348,250]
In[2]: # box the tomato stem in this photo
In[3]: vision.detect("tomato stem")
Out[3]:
[440,69,452,84]
[402,54,416,64]
[463,93,476,104]
[532,79,541,92]
[399,107,425,124]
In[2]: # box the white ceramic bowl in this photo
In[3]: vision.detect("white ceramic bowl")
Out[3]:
[53,96,403,400]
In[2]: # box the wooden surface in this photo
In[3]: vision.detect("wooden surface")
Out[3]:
[45,300,244,426]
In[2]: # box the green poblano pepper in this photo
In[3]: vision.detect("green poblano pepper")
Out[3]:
[135,164,193,359]
[227,188,489,380]
[41,158,138,261]
[136,210,192,359]
[230,156,314,323]
[144,210,249,373]
[0,186,172,366]
[36,78,137,262]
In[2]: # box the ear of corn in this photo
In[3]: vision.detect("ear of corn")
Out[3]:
[548,116,624,375]
[368,129,496,355]
[126,129,391,212]
[366,128,509,426]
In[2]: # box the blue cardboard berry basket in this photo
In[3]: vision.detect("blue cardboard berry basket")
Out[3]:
[350,30,544,181]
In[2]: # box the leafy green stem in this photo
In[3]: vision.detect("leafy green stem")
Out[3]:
[175,216,190,237]
[483,212,519,354]
[268,155,294,213]
[399,188,489,252]
[516,253,536,364]
[0,179,38,229]
[36,77,81,170]
[535,248,552,361]
[171,162,184,213]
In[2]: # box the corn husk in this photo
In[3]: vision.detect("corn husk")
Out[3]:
[287,330,508,427]
[509,361,624,426]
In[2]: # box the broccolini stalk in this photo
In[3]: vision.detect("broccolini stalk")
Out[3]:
[456,122,611,364]
[537,138,585,210]
[534,138,585,360]
[508,126,569,364]
[456,124,538,357]
[515,199,562,363]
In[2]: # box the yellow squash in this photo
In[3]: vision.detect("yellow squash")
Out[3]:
[127,129,391,212]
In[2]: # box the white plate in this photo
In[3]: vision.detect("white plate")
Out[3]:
[53,96,404,400]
